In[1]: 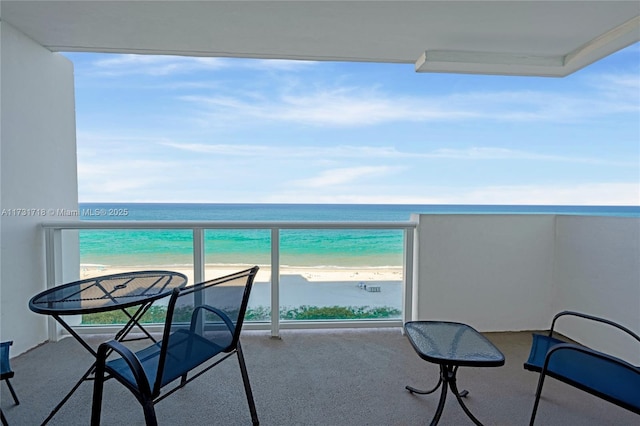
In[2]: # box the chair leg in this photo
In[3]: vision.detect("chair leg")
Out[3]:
[90,361,106,425]
[141,400,158,426]
[4,379,19,405]
[236,343,259,426]
[529,372,547,426]
[1,409,8,426]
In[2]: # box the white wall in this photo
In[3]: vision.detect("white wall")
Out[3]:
[0,21,78,355]
[413,214,555,331]
[413,214,640,362]
[553,216,640,363]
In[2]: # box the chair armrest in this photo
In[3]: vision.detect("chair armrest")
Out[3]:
[97,340,153,397]
[190,305,235,333]
[549,311,640,343]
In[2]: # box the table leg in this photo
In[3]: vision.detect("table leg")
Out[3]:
[447,366,484,426]
[428,366,449,426]
[406,376,442,395]
[40,363,95,425]
[115,302,158,343]
[406,366,450,426]
[54,314,98,357]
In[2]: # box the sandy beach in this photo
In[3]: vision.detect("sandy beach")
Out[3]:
[80,264,403,310]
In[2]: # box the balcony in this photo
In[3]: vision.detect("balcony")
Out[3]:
[1,213,637,425]
[2,4,638,424]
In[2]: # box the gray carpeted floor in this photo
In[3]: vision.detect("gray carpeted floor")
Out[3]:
[1,329,637,425]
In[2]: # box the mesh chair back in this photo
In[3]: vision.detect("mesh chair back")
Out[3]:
[154,266,258,393]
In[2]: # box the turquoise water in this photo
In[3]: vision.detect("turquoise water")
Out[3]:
[79,203,639,268]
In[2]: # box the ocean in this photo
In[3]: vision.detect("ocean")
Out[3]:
[78,203,640,268]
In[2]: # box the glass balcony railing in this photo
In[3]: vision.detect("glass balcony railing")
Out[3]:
[42,220,416,337]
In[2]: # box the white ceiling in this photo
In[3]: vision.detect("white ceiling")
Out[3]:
[1,1,639,77]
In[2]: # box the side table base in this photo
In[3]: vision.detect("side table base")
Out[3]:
[407,365,482,426]
[406,376,442,395]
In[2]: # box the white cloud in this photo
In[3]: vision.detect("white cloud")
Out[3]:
[160,142,271,156]
[182,81,639,127]
[589,72,640,94]
[263,192,443,205]
[292,166,399,188]
[275,89,476,125]
[77,158,182,199]
[88,54,317,77]
[250,59,318,71]
[161,141,407,159]
[260,182,640,206]
[91,55,230,76]
[75,54,639,129]
[162,141,633,166]
[181,88,477,126]
[444,182,640,206]
[427,147,634,165]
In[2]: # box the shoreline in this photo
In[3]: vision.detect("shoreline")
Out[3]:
[80,263,404,309]
[80,263,403,283]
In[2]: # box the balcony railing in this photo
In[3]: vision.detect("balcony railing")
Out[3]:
[42,220,417,338]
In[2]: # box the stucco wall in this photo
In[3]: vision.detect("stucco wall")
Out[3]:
[413,214,640,362]
[0,21,78,355]
[413,214,555,331]
[552,216,640,363]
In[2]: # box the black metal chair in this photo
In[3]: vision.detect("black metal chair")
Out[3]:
[91,267,260,426]
[1,341,20,426]
[524,311,640,425]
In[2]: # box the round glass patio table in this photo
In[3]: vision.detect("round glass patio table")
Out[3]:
[29,270,188,424]
[30,270,187,315]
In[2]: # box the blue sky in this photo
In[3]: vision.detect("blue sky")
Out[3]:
[64,43,639,205]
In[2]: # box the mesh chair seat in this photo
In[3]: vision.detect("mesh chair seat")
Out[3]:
[524,334,564,372]
[526,334,640,411]
[106,330,228,390]
[524,311,640,425]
